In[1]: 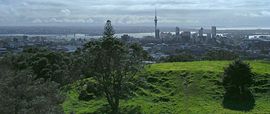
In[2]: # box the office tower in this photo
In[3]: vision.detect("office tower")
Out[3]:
[199,27,203,37]
[211,26,217,38]
[176,27,180,36]
[121,34,131,42]
[181,31,191,43]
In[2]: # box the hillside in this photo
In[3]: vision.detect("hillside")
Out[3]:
[62,61,270,114]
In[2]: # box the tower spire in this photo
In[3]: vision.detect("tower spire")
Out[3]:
[154,8,158,31]
[155,8,157,18]
[154,8,159,39]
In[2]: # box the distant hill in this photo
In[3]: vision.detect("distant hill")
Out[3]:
[62,61,270,114]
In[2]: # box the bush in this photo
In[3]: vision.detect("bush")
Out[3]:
[223,60,254,93]
[222,60,255,111]
[0,70,65,114]
[160,53,195,62]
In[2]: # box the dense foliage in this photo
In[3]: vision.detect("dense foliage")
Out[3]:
[223,60,254,94]
[160,50,239,62]
[160,53,195,62]
[222,60,255,110]
[203,50,239,60]
[2,48,82,85]
[0,60,65,114]
[0,47,85,113]
[81,20,146,113]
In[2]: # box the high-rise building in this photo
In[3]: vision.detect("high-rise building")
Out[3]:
[181,31,191,43]
[207,33,211,40]
[121,34,131,42]
[211,26,217,38]
[199,27,203,37]
[154,9,159,39]
[176,27,180,36]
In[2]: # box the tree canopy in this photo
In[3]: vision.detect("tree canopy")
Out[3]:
[82,20,146,113]
[223,60,254,93]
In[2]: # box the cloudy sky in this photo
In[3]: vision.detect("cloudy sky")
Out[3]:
[1,0,270,27]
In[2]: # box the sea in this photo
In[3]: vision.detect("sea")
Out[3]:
[1,26,270,39]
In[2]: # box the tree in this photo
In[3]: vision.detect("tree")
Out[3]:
[3,47,80,86]
[223,60,254,94]
[222,60,255,111]
[203,50,239,61]
[0,67,65,114]
[160,53,195,62]
[83,20,145,113]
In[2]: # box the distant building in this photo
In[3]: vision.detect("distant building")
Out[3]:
[0,41,7,47]
[211,26,217,38]
[0,48,7,55]
[199,27,203,37]
[121,34,131,42]
[23,35,28,41]
[181,31,191,43]
[207,33,211,40]
[176,27,180,37]
[160,32,173,41]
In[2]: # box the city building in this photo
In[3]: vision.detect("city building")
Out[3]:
[121,34,132,43]
[199,27,204,37]
[212,26,217,38]
[175,27,180,40]
[0,48,7,55]
[181,31,191,43]
[207,33,211,41]
[176,27,180,37]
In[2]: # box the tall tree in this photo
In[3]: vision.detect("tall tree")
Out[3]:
[222,60,255,110]
[223,60,254,95]
[83,20,145,113]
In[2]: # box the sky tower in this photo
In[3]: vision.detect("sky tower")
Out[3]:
[154,9,160,39]
[155,9,158,31]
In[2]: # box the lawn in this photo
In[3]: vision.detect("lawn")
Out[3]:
[147,60,270,74]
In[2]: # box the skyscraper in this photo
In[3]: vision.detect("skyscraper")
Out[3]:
[181,31,191,43]
[211,26,216,38]
[176,27,180,36]
[154,9,159,39]
[199,27,203,37]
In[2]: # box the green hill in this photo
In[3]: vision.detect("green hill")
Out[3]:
[62,61,270,114]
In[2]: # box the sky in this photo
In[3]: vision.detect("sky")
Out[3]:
[1,0,270,27]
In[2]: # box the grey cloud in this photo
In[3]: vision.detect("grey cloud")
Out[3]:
[60,9,71,16]
[0,0,270,27]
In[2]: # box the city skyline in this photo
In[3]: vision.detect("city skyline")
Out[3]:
[1,0,270,27]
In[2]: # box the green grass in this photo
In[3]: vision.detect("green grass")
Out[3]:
[62,85,107,114]
[147,60,270,74]
[62,60,270,114]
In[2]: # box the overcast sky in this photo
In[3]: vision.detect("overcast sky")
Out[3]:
[1,0,270,27]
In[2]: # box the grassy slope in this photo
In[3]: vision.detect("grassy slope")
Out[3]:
[63,61,270,114]
[147,61,270,74]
